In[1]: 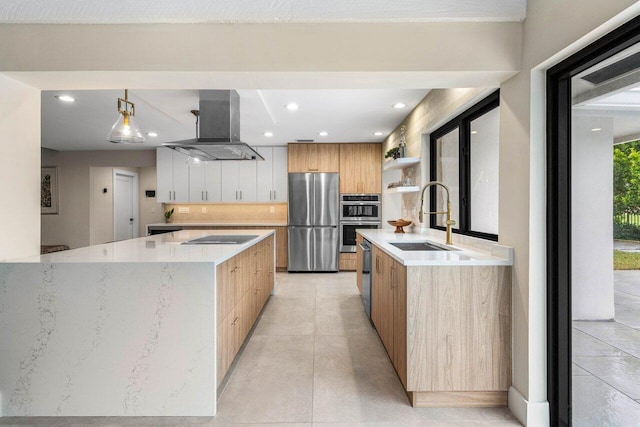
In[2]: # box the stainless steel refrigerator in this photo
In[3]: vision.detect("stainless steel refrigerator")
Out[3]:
[288,173,339,272]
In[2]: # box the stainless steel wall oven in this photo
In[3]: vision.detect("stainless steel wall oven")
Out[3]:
[339,194,381,253]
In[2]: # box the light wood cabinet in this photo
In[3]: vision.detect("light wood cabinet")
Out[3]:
[339,253,357,271]
[371,247,405,385]
[368,244,511,407]
[216,234,275,387]
[288,143,339,172]
[339,143,382,194]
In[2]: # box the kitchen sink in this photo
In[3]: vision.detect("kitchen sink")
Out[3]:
[182,235,258,245]
[388,242,458,251]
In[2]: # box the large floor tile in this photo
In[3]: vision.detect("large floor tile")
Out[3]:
[573,356,640,399]
[314,296,375,336]
[614,305,640,329]
[614,271,640,297]
[216,335,314,424]
[312,334,418,423]
[573,363,591,376]
[252,297,316,336]
[573,320,640,343]
[573,375,640,426]
[315,273,359,298]
[608,340,640,359]
[572,329,628,357]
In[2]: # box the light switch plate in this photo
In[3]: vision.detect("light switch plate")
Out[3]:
[201,207,207,213]
[269,206,275,213]
[178,207,190,214]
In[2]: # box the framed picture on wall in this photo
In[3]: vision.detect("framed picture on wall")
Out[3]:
[41,166,59,214]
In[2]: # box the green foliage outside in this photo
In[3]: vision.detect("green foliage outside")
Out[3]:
[614,250,640,270]
[614,140,640,239]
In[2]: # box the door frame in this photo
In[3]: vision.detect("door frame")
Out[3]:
[546,15,640,427]
[113,168,139,241]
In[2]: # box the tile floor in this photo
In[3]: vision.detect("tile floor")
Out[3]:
[572,271,640,426]
[0,272,521,426]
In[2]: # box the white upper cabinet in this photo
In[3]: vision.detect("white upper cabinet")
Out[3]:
[256,146,288,202]
[158,146,285,203]
[189,162,221,202]
[156,147,190,203]
[221,161,257,202]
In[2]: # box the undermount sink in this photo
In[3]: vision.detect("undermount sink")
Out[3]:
[182,235,258,245]
[388,241,458,251]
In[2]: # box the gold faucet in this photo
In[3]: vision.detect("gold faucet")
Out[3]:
[418,181,456,245]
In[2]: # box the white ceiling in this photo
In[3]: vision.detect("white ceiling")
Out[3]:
[42,89,431,151]
[0,0,526,24]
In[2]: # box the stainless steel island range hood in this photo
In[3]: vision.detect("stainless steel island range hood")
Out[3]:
[163,90,264,161]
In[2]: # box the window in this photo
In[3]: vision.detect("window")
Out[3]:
[429,90,499,240]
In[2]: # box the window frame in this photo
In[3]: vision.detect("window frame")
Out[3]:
[429,90,500,241]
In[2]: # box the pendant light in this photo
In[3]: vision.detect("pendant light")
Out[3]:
[107,89,145,143]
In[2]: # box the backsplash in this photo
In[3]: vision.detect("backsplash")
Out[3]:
[163,203,287,223]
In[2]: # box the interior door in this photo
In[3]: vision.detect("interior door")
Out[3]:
[114,170,137,241]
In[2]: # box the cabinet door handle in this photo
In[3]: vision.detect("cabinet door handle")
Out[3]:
[390,265,395,289]
[169,191,172,200]
[273,190,276,200]
[231,266,239,273]
[173,191,176,200]
[240,190,243,200]
[206,191,209,201]
[202,191,204,200]
[308,168,318,171]
[231,316,240,326]
[235,190,238,200]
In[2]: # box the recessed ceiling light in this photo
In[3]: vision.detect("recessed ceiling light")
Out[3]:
[318,131,329,137]
[55,95,75,102]
[393,102,406,109]
[147,132,158,137]
[286,103,299,111]
[471,130,478,135]
[264,131,274,137]
[591,128,602,132]
[374,131,384,136]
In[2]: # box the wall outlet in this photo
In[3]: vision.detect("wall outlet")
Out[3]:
[269,206,275,214]
[178,206,190,214]
[151,207,156,214]
[201,207,207,213]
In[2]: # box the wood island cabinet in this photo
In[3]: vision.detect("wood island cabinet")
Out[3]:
[216,234,275,388]
[339,143,382,194]
[368,238,511,407]
[288,143,339,172]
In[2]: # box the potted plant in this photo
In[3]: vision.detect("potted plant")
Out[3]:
[164,208,174,223]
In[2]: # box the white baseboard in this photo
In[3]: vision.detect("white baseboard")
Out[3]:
[508,386,550,426]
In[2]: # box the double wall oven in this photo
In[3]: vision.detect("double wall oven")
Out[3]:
[339,194,381,252]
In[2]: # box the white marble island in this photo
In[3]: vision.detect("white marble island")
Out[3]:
[0,229,275,417]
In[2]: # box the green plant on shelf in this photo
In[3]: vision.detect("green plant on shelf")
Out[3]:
[164,208,174,221]
[385,147,400,159]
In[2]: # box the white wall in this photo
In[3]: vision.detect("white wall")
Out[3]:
[0,75,40,261]
[571,116,615,320]
[382,88,492,230]
[41,150,162,248]
[499,1,639,425]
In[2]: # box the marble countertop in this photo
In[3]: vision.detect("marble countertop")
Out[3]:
[147,221,288,227]
[10,229,274,264]
[358,229,513,266]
